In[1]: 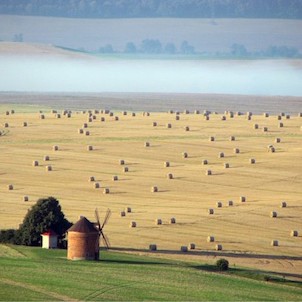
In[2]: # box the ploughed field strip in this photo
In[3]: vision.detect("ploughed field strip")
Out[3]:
[0,108,301,257]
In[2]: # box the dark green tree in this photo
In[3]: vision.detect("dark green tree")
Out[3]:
[18,197,72,246]
[216,258,229,271]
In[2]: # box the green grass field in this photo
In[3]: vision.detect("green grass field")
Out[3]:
[0,244,301,301]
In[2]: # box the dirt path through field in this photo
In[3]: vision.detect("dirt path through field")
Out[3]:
[0,278,78,302]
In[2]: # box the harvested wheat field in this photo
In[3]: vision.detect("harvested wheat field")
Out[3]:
[0,104,301,277]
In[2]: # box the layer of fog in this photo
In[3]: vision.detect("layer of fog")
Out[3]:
[1,56,302,96]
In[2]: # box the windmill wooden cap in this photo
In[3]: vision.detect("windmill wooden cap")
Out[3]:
[68,217,98,233]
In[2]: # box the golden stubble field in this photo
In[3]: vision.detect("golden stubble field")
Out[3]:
[0,105,301,275]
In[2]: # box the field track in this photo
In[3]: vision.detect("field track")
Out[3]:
[0,100,301,277]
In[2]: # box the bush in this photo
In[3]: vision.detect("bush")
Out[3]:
[216,258,229,271]
[0,229,21,244]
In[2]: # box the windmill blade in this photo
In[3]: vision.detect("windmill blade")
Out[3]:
[101,208,111,229]
[100,229,110,248]
[95,208,101,231]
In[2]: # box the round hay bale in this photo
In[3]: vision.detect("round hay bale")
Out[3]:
[175,115,180,120]
[286,114,290,119]
[56,114,61,119]
[152,122,157,127]
[32,160,39,167]
[206,169,212,176]
[270,211,277,218]
[53,145,59,151]
[44,155,50,161]
[184,126,190,131]
[204,115,210,121]
[103,188,110,194]
[122,111,127,116]
[271,240,279,246]
[298,112,302,117]
[202,159,208,165]
[132,112,136,117]
[8,184,13,190]
[109,112,114,117]
[167,173,173,179]
[207,236,215,242]
[100,117,105,122]
[188,243,196,250]
[23,122,28,127]
[94,110,99,114]
[130,221,137,228]
[291,230,298,237]
[216,244,223,251]
[170,217,176,224]
[182,152,188,158]
[5,111,9,115]
[184,110,189,114]
[208,208,214,215]
[87,118,92,123]
[67,113,72,118]
[114,116,119,121]
[40,114,45,119]
[126,207,132,213]
[280,201,287,208]
[181,246,188,252]
[146,112,150,116]
[194,110,200,114]
[151,186,158,193]
[23,196,29,202]
[221,115,226,121]
[155,218,162,225]
[249,158,256,164]
[144,142,150,147]
[270,147,276,153]
[263,127,268,132]
[247,115,251,120]
[89,176,95,182]
[94,182,100,189]
[240,196,246,202]
[254,124,259,129]
[123,167,129,173]
[209,136,215,142]
[83,123,88,128]
[4,123,9,128]
[228,200,234,206]
[112,175,118,181]
[164,161,170,167]
[277,115,282,120]
[230,136,235,141]
[281,112,285,117]
[264,112,269,117]
[218,152,225,158]
[149,244,157,251]
[78,128,84,134]
[46,165,52,171]
[87,145,93,151]
[168,110,174,114]
[279,122,284,128]
[275,138,281,143]
[104,109,110,114]
[166,123,172,128]
[224,163,230,169]
[217,201,222,208]
[51,110,57,114]
[119,159,125,165]
[85,131,90,136]
[229,112,234,118]
[233,148,240,154]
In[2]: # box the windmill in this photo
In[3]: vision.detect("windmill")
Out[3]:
[95,208,111,250]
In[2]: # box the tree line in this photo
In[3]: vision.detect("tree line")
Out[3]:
[0,0,301,19]
[97,40,301,58]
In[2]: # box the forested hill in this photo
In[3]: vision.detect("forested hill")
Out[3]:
[1,0,302,19]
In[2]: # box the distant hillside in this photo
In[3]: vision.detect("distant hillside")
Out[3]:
[0,0,302,19]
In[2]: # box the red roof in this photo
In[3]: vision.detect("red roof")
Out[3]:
[42,229,57,236]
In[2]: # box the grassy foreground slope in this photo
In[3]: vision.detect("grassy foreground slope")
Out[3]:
[0,244,301,301]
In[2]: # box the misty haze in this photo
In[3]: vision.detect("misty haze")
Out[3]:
[1,56,302,96]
